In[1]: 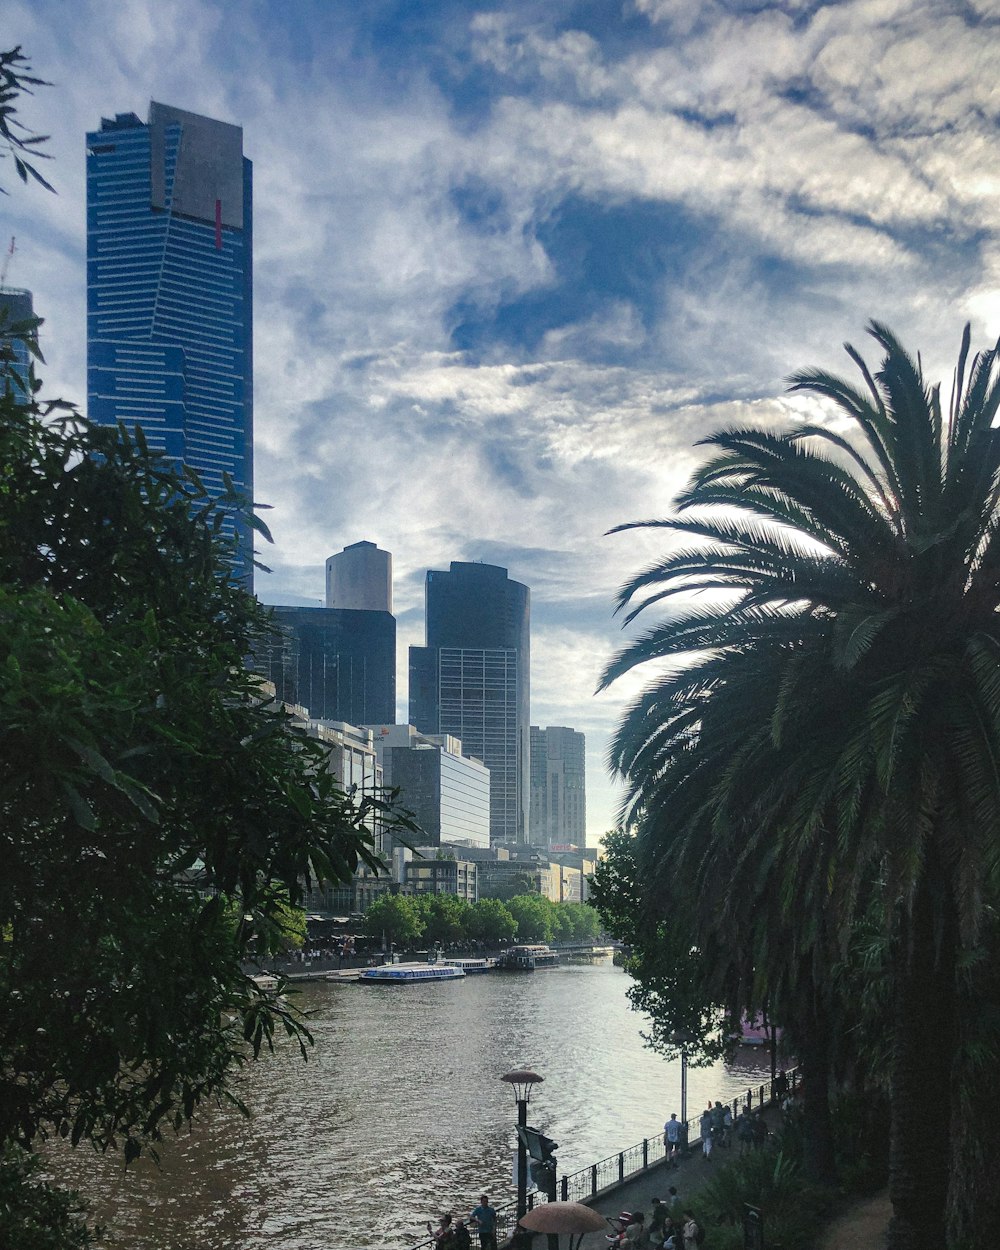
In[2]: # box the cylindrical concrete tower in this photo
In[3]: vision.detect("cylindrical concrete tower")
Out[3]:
[326,541,393,613]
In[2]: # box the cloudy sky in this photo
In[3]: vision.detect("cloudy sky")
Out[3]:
[7,0,1000,841]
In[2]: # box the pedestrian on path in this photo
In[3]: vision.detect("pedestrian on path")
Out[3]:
[698,1107,713,1161]
[470,1194,497,1250]
[682,1211,702,1250]
[663,1113,682,1167]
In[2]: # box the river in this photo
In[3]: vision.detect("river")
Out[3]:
[48,959,773,1249]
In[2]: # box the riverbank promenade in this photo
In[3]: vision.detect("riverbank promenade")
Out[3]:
[571,1107,783,1249]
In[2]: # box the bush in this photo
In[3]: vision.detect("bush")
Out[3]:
[692,1146,837,1250]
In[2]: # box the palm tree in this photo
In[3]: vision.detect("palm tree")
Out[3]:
[602,323,1000,1249]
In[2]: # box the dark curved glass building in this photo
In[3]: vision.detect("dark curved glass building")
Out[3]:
[409,562,530,846]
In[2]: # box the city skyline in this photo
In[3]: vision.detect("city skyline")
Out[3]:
[9,0,1000,841]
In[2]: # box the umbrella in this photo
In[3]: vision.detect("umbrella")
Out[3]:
[519,1200,608,1250]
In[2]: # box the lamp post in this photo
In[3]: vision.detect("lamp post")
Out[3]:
[501,1068,543,1224]
[669,1030,694,1150]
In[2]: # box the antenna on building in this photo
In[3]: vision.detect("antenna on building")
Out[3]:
[0,237,15,289]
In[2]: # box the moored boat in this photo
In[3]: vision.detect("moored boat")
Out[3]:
[497,944,559,970]
[359,962,467,984]
[442,957,497,974]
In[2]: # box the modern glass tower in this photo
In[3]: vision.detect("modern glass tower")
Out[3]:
[0,288,35,401]
[409,562,530,846]
[255,605,396,727]
[530,725,587,847]
[86,103,253,580]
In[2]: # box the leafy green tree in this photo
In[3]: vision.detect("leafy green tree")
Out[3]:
[465,898,517,944]
[415,892,470,945]
[589,829,732,1065]
[560,900,602,942]
[0,350,418,1240]
[0,1144,95,1250]
[363,893,425,949]
[602,323,1000,1247]
[507,894,555,943]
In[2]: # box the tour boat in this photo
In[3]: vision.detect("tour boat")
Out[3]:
[497,944,560,970]
[359,962,467,984]
[442,957,497,974]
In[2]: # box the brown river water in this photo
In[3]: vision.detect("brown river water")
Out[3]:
[47,959,773,1249]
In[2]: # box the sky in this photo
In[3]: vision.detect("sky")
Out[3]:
[7,0,1000,843]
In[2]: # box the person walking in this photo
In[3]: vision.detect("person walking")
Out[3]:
[682,1211,702,1250]
[469,1195,498,1250]
[663,1112,682,1167]
[698,1106,713,1161]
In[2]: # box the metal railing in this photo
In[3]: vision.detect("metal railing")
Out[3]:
[558,1067,799,1205]
[405,1068,798,1246]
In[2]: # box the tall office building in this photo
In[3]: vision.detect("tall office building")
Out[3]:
[370,725,490,850]
[409,562,530,845]
[326,541,392,612]
[255,605,395,727]
[0,288,34,400]
[530,725,587,847]
[86,103,253,579]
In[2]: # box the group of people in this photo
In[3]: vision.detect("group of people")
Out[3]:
[427,1194,497,1250]
[611,1196,703,1249]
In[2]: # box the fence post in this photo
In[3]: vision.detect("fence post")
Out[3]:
[591,1164,597,1196]
[746,1087,752,1111]
[643,1138,649,1170]
[561,1175,568,1202]
[618,1152,625,1183]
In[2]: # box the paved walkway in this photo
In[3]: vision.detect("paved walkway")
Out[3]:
[817,1191,889,1250]
[570,1115,780,1249]
[562,1127,889,1250]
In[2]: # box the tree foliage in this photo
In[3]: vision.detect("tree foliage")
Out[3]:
[0,47,54,193]
[0,336,416,1238]
[601,323,1000,1246]
[465,898,517,944]
[363,893,425,948]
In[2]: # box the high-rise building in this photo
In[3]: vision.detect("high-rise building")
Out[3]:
[326,541,392,612]
[409,562,530,845]
[370,725,490,850]
[255,605,395,727]
[530,725,587,847]
[0,288,34,400]
[86,103,253,579]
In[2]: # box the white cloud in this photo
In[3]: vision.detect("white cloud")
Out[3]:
[10,0,1000,841]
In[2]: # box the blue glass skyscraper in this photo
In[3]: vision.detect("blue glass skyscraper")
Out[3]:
[86,103,253,580]
[0,288,35,401]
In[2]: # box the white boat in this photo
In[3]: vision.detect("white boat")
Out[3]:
[442,957,497,974]
[359,962,467,984]
[497,945,559,970]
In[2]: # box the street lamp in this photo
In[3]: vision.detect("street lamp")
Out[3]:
[501,1068,543,1223]
[669,1030,695,1149]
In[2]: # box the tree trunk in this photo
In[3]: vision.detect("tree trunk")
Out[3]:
[886,867,956,1250]
[797,994,837,1184]
[946,917,1000,1248]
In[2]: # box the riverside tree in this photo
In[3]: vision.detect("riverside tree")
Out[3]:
[0,322,417,1241]
[601,323,1000,1249]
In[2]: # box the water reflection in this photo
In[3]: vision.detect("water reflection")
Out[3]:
[47,961,773,1249]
